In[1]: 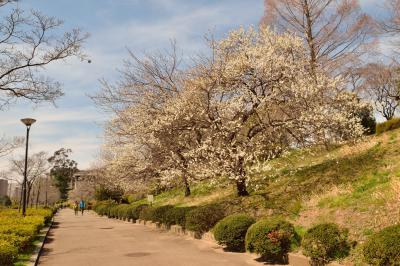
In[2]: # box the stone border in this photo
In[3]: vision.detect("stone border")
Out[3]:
[27,216,55,266]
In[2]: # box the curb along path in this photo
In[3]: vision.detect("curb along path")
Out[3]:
[37,209,262,266]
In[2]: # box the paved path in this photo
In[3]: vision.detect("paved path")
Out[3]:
[38,209,263,266]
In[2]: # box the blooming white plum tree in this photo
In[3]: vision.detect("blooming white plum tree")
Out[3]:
[96,27,368,197]
[94,44,203,196]
[182,27,367,196]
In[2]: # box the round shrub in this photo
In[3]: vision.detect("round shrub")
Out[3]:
[185,204,225,234]
[302,223,350,265]
[213,214,256,252]
[363,224,400,266]
[165,207,195,228]
[245,217,298,261]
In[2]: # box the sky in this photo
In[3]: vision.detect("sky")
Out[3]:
[0,0,266,170]
[0,0,388,171]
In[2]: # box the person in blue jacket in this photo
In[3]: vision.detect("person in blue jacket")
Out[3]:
[79,199,86,215]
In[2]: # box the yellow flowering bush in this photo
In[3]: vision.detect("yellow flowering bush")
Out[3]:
[0,208,54,265]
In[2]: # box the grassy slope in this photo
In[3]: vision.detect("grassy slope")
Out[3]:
[145,128,400,246]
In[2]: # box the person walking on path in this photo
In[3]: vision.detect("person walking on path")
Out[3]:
[79,200,86,215]
[73,201,79,216]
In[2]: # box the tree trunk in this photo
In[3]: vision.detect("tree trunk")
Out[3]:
[30,188,35,208]
[182,173,191,197]
[27,184,33,208]
[236,179,249,196]
[36,182,41,208]
[235,156,249,196]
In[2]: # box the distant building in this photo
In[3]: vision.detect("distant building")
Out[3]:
[7,182,21,201]
[0,179,8,196]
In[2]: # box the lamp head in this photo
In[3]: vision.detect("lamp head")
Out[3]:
[21,118,36,127]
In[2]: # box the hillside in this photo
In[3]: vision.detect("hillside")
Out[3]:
[138,128,400,260]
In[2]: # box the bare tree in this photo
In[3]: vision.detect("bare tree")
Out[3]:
[0,136,23,157]
[93,42,199,196]
[262,0,375,74]
[360,63,400,120]
[382,0,400,33]
[8,151,50,205]
[0,3,88,108]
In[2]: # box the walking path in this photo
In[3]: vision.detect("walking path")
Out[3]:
[38,209,263,266]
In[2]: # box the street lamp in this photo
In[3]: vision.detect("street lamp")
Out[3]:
[21,118,36,216]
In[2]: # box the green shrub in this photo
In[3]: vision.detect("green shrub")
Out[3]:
[130,204,148,220]
[116,204,130,219]
[151,205,174,224]
[93,200,117,217]
[0,195,11,207]
[185,204,225,234]
[213,214,255,252]
[302,223,350,265]
[164,207,195,228]
[245,217,298,261]
[363,224,400,266]
[376,117,400,134]
[357,104,376,135]
[0,240,18,266]
[139,206,155,221]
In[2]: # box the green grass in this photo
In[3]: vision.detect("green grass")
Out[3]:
[13,236,44,266]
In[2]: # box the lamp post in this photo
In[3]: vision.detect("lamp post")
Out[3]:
[21,118,36,216]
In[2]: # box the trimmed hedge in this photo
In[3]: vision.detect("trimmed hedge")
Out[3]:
[363,224,400,265]
[164,207,195,228]
[139,206,155,221]
[93,200,117,217]
[151,205,174,224]
[185,204,225,234]
[245,217,298,261]
[376,117,400,134]
[93,201,149,221]
[302,223,350,265]
[131,204,148,220]
[213,214,255,252]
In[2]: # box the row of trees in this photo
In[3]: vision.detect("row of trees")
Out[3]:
[2,148,79,206]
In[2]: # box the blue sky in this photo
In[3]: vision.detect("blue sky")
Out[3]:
[0,0,267,170]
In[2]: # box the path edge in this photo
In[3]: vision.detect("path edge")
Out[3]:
[27,215,55,266]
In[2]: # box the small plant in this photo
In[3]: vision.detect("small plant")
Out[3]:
[302,223,350,265]
[185,204,225,234]
[362,224,400,266]
[213,214,255,252]
[245,217,298,262]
